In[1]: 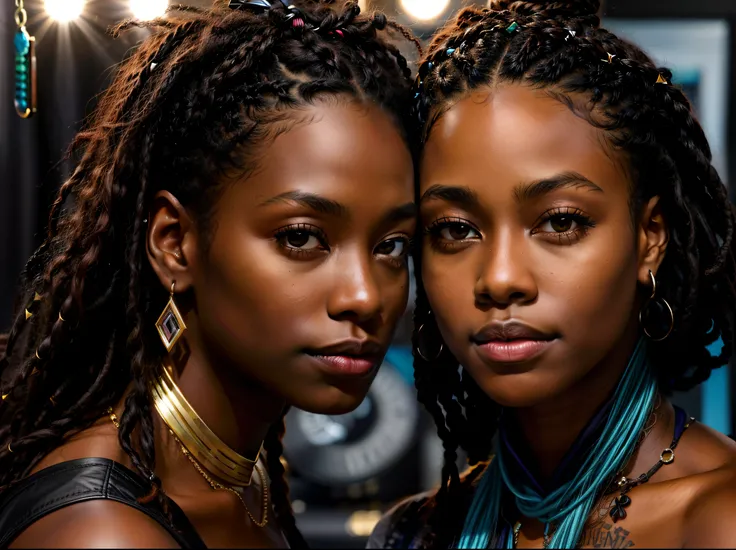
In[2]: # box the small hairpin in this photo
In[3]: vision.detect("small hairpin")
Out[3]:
[1,393,9,401]
[505,21,519,33]
[655,73,668,85]
[33,292,42,302]
[565,29,577,41]
[25,309,32,320]
[446,48,456,56]
[150,62,158,71]
[601,52,616,64]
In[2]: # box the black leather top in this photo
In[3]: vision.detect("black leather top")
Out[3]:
[0,457,205,548]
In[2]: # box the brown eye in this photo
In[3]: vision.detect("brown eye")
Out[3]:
[375,238,409,258]
[441,224,478,240]
[284,230,321,249]
[549,216,574,232]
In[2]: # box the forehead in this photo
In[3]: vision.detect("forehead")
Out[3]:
[420,84,627,196]
[224,100,413,213]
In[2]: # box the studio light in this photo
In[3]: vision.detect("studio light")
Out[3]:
[398,0,451,22]
[44,0,86,22]
[130,0,169,20]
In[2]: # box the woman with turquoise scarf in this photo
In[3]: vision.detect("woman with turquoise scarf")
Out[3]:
[368,0,736,548]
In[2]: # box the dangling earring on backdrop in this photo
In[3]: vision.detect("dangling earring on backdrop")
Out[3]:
[156,281,187,352]
[415,310,444,362]
[639,270,674,342]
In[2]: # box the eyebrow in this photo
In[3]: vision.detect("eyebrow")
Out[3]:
[261,192,416,225]
[419,172,603,210]
[383,202,418,225]
[420,184,481,209]
[260,191,349,218]
[514,171,604,202]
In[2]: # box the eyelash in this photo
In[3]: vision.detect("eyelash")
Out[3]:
[531,207,596,244]
[274,224,413,265]
[424,217,481,250]
[274,223,328,257]
[424,209,595,249]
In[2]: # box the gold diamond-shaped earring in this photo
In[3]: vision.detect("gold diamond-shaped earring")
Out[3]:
[156,281,187,353]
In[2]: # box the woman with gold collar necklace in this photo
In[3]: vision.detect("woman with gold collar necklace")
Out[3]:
[0,0,419,547]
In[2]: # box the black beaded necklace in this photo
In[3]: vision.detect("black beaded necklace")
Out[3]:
[606,407,695,522]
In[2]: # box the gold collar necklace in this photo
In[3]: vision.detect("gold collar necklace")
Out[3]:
[107,366,269,527]
[150,366,263,487]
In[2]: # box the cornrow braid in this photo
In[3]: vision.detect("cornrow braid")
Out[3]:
[411,0,736,546]
[0,1,418,544]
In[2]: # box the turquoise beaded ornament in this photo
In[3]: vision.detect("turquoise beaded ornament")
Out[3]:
[13,0,36,119]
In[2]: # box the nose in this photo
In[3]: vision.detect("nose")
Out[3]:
[474,227,538,309]
[327,250,383,326]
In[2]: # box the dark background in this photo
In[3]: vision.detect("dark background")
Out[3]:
[1,0,734,546]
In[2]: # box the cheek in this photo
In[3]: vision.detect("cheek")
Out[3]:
[542,221,640,352]
[195,235,317,359]
[420,251,473,347]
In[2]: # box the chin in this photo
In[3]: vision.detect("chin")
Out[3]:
[468,367,566,409]
[288,383,371,416]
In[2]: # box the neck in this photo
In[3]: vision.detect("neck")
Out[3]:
[510,327,641,483]
[165,316,286,460]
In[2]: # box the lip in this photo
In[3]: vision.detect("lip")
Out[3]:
[471,321,558,364]
[306,339,383,377]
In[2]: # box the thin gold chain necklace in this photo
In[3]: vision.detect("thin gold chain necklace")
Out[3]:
[106,407,269,528]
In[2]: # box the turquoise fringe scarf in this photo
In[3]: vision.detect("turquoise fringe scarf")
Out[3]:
[456,338,657,548]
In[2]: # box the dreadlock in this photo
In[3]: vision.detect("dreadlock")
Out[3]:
[410,0,736,546]
[0,1,419,546]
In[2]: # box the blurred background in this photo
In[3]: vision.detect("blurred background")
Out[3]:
[1,0,734,546]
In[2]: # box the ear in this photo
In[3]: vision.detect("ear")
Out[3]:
[636,196,668,285]
[146,191,198,293]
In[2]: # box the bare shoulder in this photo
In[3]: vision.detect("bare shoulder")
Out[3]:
[10,500,179,549]
[679,423,736,547]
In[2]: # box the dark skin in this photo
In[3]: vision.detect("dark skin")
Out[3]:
[419,83,736,548]
[11,101,415,548]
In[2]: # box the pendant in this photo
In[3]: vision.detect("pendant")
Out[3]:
[609,494,631,522]
[14,25,37,119]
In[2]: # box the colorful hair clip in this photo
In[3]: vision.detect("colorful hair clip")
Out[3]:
[446,48,456,56]
[25,309,32,320]
[602,52,616,64]
[565,29,577,41]
[229,0,287,9]
[506,21,519,33]
[655,73,668,85]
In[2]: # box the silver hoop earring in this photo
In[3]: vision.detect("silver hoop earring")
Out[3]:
[415,321,444,362]
[639,270,674,342]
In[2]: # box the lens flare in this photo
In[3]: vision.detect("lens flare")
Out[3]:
[130,0,169,21]
[399,0,451,21]
[44,0,86,22]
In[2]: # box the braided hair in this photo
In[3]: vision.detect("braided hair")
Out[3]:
[411,0,736,546]
[0,1,419,546]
